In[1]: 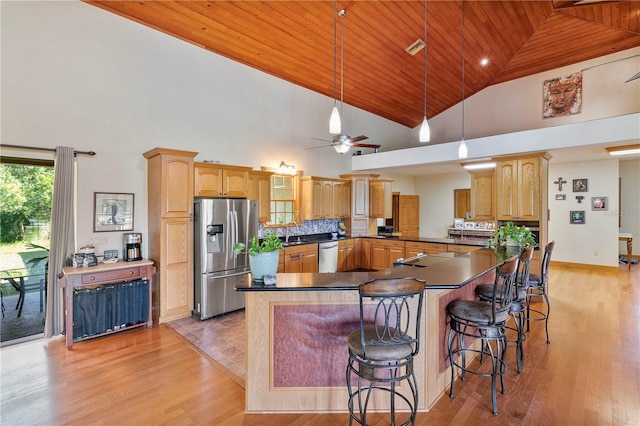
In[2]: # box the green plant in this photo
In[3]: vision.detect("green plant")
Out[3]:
[494,222,536,248]
[233,232,284,256]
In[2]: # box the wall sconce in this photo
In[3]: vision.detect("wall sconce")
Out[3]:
[605,144,640,156]
[278,161,297,176]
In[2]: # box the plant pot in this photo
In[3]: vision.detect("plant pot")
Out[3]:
[506,237,521,247]
[249,251,279,281]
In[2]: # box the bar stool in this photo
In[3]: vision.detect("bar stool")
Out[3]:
[447,256,519,415]
[346,277,426,426]
[475,247,533,373]
[525,241,555,344]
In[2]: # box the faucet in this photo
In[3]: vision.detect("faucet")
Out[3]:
[285,221,299,243]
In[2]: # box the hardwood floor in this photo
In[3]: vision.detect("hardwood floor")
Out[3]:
[1,264,638,425]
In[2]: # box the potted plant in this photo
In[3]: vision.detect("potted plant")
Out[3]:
[233,232,284,281]
[494,222,536,248]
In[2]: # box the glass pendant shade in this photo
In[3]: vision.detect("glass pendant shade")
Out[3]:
[419,117,430,142]
[329,105,341,134]
[333,143,350,154]
[458,140,468,159]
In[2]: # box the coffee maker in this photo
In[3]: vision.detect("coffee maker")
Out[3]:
[123,232,142,262]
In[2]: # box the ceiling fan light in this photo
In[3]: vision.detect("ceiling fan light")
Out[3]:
[329,105,341,134]
[458,140,468,159]
[419,117,430,142]
[333,143,350,154]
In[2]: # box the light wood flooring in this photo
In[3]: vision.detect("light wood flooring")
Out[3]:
[1,263,638,425]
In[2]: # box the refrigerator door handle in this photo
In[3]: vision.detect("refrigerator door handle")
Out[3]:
[228,210,235,261]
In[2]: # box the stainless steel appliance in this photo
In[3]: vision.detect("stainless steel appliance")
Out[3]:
[318,241,338,273]
[194,198,258,319]
[123,232,142,261]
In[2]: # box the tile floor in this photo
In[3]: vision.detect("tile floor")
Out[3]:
[167,310,246,385]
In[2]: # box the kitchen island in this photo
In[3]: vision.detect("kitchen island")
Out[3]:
[236,247,518,414]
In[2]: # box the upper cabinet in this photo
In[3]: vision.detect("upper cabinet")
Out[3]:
[194,162,252,198]
[144,148,197,218]
[494,153,550,221]
[469,171,495,220]
[248,170,273,223]
[369,179,393,218]
[300,177,349,220]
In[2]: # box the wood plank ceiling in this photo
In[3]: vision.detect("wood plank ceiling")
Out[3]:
[87,1,640,129]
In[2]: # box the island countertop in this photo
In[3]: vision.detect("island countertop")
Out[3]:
[236,247,519,292]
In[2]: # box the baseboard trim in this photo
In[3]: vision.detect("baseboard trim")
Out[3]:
[551,260,619,272]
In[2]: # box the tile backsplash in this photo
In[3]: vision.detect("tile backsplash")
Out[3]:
[258,219,341,239]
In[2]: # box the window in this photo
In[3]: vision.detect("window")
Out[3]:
[269,174,299,225]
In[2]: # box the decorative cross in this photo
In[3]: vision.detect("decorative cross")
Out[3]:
[576,196,584,203]
[554,177,567,192]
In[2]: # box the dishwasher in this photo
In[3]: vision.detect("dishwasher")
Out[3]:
[318,241,339,273]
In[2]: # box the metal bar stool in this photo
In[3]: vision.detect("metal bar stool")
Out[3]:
[475,247,533,373]
[346,277,426,426]
[447,256,519,415]
[525,241,555,344]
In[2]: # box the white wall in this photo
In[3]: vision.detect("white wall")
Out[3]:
[619,160,640,256]
[1,1,411,256]
[548,159,620,267]
[414,172,470,238]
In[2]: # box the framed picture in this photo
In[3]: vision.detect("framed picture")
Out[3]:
[464,222,475,229]
[543,72,582,118]
[475,222,487,229]
[94,192,134,232]
[555,194,566,200]
[591,196,608,211]
[573,178,588,192]
[570,210,585,224]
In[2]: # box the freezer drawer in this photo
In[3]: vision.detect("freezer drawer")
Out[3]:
[194,269,248,320]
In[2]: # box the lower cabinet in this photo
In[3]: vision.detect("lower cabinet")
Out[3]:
[359,238,371,270]
[369,239,405,270]
[338,239,356,272]
[284,244,318,273]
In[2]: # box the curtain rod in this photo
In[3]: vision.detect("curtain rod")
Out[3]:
[0,144,96,157]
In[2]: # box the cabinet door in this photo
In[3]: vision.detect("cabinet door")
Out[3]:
[517,157,540,220]
[222,169,249,198]
[301,250,318,273]
[194,164,222,197]
[160,217,193,321]
[471,172,495,220]
[370,180,393,218]
[321,181,334,219]
[333,181,351,218]
[284,252,302,273]
[495,160,517,220]
[359,238,371,269]
[248,171,272,223]
[162,156,195,217]
[370,242,388,271]
[387,245,405,268]
[351,177,369,218]
[338,240,355,272]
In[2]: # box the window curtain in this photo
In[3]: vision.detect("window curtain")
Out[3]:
[44,146,75,337]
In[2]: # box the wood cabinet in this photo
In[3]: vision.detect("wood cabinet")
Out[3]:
[369,239,405,271]
[470,171,495,220]
[447,244,483,253]
[338,239,356,272]
[405,241,447,257]
[494,153,550,221]
[300,177,348,220]
[333,180,351,218]
[369,179,393,218]
[194,162,252,198]
[284,244,318,273]
[359,238,371,269]
[248,170,272,223]
[143,148,197,324]
[398,195,420,238]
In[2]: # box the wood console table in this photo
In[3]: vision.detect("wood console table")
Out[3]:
[619,233,633,271]
[59,259,155,349]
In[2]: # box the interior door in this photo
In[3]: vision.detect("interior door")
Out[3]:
[398,195,420,238]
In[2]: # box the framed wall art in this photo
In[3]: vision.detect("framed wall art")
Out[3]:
[572,178,588,192]
[591,196,608,211]
[543,71,582,118]
[570,210,585,224]
[94,192,134,232]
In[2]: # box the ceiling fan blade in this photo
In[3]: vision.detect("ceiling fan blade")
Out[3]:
[350,135,369,143]
[306,145,331,150]
[310,137,332,143]
[625,71,640,83]
[352,143,380,149]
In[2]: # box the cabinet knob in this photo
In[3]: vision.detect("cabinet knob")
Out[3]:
[90,276,95,281]
[129,271,134,275]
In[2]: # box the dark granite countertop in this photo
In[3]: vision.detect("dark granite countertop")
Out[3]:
[236,247,520,292]
[282,234,489,248]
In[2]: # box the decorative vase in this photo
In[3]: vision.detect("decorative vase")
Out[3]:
[506,237,520,247]
[249,251,279,281]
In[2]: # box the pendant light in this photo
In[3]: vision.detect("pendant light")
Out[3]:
[329,0,342,134]
[419,0,430,142]
[458,0,468,159]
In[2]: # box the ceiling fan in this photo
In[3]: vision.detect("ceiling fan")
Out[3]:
[308,134,381,154]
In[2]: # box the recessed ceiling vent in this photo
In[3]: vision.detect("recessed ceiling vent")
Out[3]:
[405,39,425,56]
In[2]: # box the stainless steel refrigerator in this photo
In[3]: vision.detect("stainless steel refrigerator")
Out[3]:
[194,198,258,319]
